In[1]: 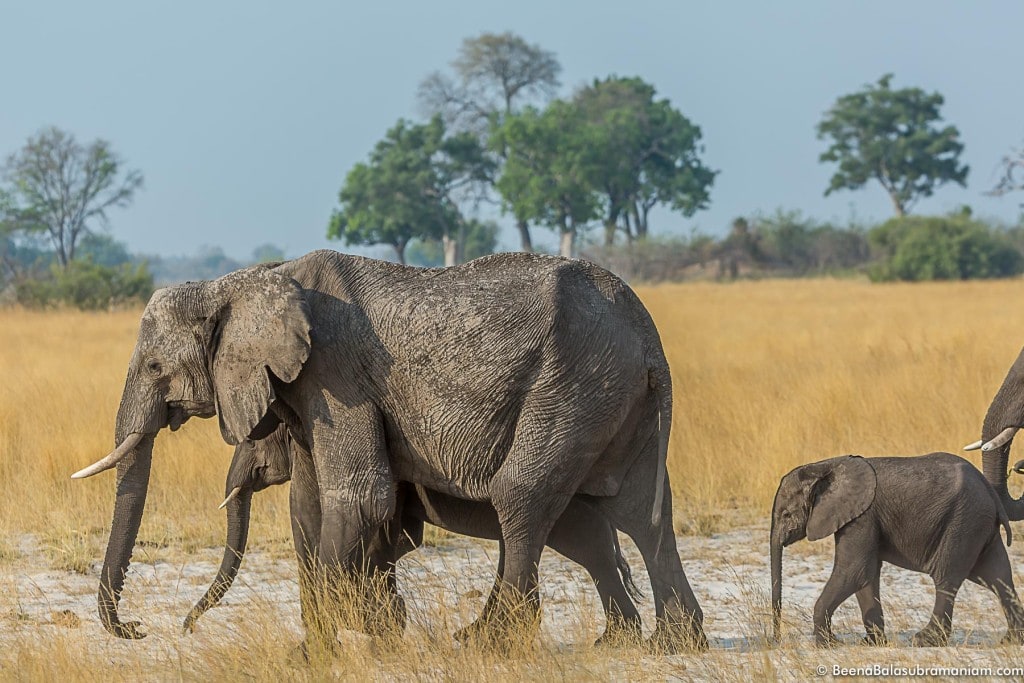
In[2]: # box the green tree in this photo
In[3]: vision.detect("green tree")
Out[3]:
[817,74,968,217]
[328,117,491,265]
[419,32,561,252]
[869,211,1022,281]
[1,127,143,268]
[573,77,716,245]
[493,103,599,257]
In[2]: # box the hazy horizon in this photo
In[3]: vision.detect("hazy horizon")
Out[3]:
[3,1,1023,260]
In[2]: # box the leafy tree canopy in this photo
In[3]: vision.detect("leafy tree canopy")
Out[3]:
[327,117,492,264]
[492,103,599,256]
[572,76,715,244]
[817,74,968,217]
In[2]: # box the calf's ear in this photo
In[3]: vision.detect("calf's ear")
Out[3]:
[805,456,876,541]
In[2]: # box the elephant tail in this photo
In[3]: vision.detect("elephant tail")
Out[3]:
[613,530,644,602]
[649,366,672,528]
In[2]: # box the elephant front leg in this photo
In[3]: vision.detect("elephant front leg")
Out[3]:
[288,448,334,660]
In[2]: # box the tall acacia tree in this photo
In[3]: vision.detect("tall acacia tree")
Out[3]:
[573,77,715,245]
[817,74,968,217]
[1,127,143,268]
[419,32,561,252]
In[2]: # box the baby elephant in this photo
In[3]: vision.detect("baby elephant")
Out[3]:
[184,425,644,645]
[771,453,1024,647]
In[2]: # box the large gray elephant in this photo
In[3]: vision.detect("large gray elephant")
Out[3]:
[71,250,704,651]
[183,424,643,645]
[965,348,1024,520]
[771,453,1024,648]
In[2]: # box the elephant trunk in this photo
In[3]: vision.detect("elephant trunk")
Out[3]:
[770,523,783,644]
[981,357,1024,521]
[97,432,154,639]
[183,488,253,632]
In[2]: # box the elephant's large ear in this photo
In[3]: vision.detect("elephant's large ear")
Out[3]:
[207,267,311,445]
[805,456,876,542]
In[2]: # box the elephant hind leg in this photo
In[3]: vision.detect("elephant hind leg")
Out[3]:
[595,477,706,654]
[543,500,642,646]
[967,535,1024,643]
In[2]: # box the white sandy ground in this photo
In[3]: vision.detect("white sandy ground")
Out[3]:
[3,522,1024,681]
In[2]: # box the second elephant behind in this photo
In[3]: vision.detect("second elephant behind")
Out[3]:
[184,425,645,645]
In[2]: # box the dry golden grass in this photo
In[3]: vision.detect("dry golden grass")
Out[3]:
[3,277,1024,678]
[637,277,1024,524]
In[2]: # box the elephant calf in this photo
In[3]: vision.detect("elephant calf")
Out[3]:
[185,427,644,646]
[771,453,1024,647]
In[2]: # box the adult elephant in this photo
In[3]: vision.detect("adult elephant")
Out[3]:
[72,250,705,651]
[965,348,1024,520]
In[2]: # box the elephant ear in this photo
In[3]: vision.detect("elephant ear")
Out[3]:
[208,266,312,445]
[805,456,876,542]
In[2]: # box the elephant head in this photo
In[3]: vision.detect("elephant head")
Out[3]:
[965,349,1024,521]
[71,265,311,639]
[183,424,293,633]
[769,456,875,643]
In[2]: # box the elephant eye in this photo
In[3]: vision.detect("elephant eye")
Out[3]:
[146,359,163,376]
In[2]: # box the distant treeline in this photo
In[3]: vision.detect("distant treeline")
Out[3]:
[0,235,288,309]
[582,208,1024,284]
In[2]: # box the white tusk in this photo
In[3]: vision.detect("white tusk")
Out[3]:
[964,439,984,451]
[982,427,1019,452]
[219,487,242,510]
[71,433,144,479]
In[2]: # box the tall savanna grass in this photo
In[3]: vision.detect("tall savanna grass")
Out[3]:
[2,278,1022,550]
[641,277,1024,527]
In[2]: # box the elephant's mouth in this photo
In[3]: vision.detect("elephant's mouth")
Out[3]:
[166,400,216,430]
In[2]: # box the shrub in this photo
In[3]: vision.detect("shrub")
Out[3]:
[868,213,1024,282]
[15,259,154,310]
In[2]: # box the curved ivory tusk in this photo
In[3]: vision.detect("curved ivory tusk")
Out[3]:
[1014,460,1024,474]
[982,427,1019,452]
[218,486,242,510]
[964,439,984,451]
[71,433,144,479]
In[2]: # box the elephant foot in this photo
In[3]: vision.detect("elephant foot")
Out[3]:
[594,615,643,649]
[106,619,147,640]
[645,620,709,654]
[860,629,887,646]
[911,627,949,648]
[362,593,407,643]
[814,630,839,649]
[288,635,340,666]
[453,602,541,649]
[453,617,491,645]
[999,629,1024,645]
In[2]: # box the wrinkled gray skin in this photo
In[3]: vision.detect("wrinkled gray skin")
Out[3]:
[974,349,1024,520]
[183,425,643,645]
[84,250,703,651]
[770,453,1024,648]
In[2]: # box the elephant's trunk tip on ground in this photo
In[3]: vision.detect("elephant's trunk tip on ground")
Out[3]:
[769,524,783,644]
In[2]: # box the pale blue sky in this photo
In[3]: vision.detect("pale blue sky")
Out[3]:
[2,1,1022,259]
